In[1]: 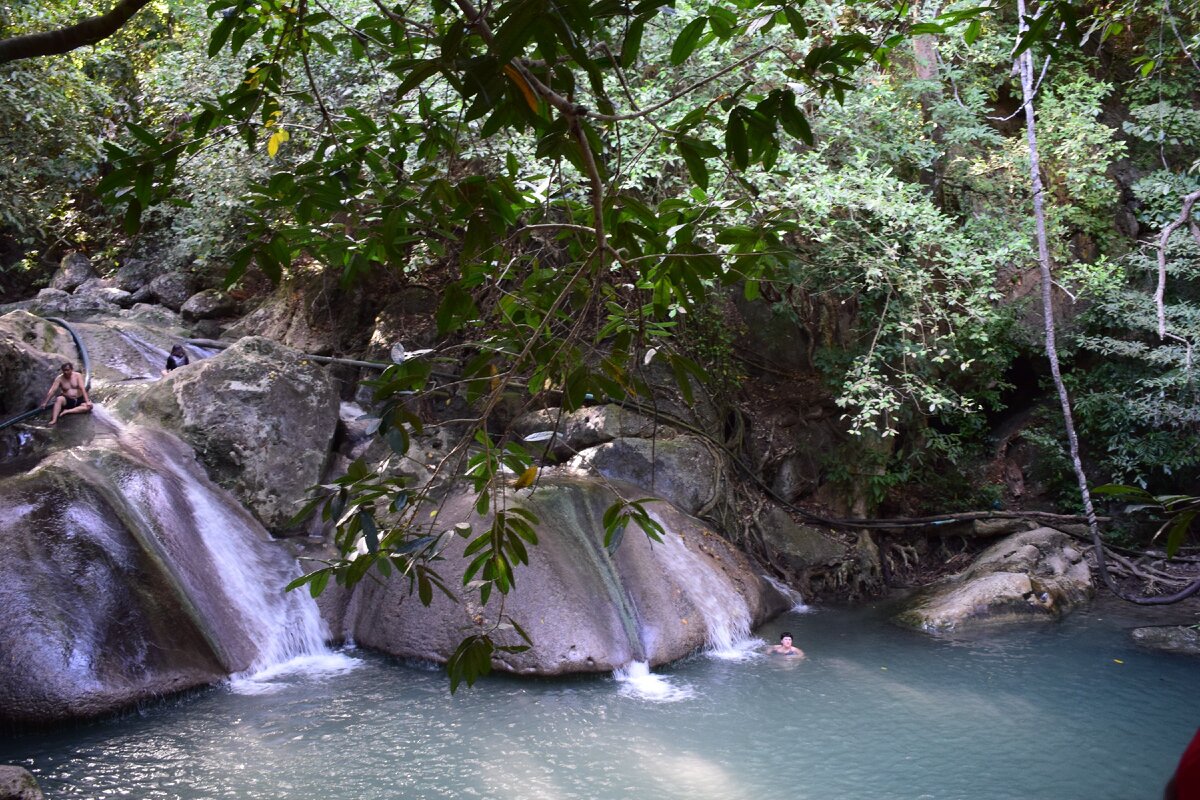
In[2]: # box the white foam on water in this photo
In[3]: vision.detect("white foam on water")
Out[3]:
[229,652,361,695]
[613,661,694,702]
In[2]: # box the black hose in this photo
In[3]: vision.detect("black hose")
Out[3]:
[44,316,91,390]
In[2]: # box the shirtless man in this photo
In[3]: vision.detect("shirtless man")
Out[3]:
[42,362,92,424]
[769,632,806,658]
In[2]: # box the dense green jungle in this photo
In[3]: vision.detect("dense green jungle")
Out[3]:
[2,0,1200,692]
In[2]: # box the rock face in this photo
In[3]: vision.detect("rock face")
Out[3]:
[344,477,789,673]
[1131,626,1200,656]
[568,435,720,517]
[757,506,846,572]
[892,528,1094,631]
[127,336,339,532]
[512,404,661,460]
[0,436,225,725]
[0,311,79,417]
[49,252,97,293]
[0,415,327,726]
[0,766,44,800]
[180,289,237,322]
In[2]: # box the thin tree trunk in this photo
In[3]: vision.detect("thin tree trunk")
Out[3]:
[1016,0,1200,604]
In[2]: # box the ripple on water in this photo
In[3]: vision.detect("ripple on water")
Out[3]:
[3,607,1198,800]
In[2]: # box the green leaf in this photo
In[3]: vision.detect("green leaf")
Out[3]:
[621,18,645,67]
[670,17,708,66]
[963,19,982,44]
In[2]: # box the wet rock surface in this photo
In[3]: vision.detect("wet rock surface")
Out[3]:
[892,527,1094,632]
[1131,625,1200,656]
[344,477,789,674]
[126,336,339,532]
[0,766,44,800]
[568,435,721,517]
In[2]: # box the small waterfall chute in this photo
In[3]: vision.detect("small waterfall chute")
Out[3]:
[93,408,357,687]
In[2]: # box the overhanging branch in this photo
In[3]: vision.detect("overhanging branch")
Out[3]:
[0,0,152,65]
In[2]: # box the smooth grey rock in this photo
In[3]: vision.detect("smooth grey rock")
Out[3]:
[0,447,227,725]
[128,336,339,532]
[0,311,78,417]
[181,289,237,322]
[74,277,114,294]
[113,258,158,292]
[757,505,845,570]
[970,518,1039,537]
[512,404,663,460]
[49,252,97,293]
[1131,626,1200,656]
[0,766,43,800]
[347,477,789,674]
[569,435,720,516]
[145,272,196,311]
[893,527,1094,632]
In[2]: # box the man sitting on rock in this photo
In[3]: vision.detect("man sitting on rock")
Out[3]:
[41,362,92,424]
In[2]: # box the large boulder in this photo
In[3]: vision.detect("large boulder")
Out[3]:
[893,527,1094,632]
[0,446,226,725]
[49,252,97,293]
[512,404,661,460]
[1131,626,1200,656]
[181,289,237,322]
[344,477,789,673]
[127,336,339,532]
[113,258,158,293]
[0,311,78,417]
[138,272,196,311]
[568,435,721,517]
[0,766,43,800]
[757,505,846,572]
[0,416,329,725]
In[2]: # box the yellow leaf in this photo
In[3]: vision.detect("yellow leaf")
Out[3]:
[267,128,289,158]
[514,465,538,489]
[502,64,540,114]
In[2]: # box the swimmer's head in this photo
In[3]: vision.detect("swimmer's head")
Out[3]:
[780,633,792,644]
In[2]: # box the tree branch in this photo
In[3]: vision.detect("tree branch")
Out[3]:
[0,0,152,64]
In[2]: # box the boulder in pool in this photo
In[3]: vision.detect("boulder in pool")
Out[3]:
[127,336,338,533]
[0,766,43,800]
[1131,626,1200,656]
[893,527,1093,632]
[343,476,789,673]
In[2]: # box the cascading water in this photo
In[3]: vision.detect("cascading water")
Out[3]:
[91,407,353,689]
[761,574,810,613]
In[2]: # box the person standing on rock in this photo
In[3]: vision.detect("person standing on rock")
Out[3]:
[41,362,92,424]
[162,344,189,376]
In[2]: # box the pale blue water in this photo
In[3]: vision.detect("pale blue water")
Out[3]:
[3,601,1197,800]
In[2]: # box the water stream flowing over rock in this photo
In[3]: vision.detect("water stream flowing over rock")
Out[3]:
[343,474,790,674]
[0,409,330,725]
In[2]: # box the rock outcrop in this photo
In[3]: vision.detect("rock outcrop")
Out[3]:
[126,336,339,532]
[0,766,44,800]
[892,527,1094,631]
[343,476,789,673]
[0,414,326,726]
[568,435,721,517]
[1131,626,1200,656]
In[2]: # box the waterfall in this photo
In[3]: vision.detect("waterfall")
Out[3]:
[91,408,353,688]
[761,574,810,613]
[649,523,761,661]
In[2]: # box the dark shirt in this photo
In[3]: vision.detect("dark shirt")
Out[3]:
[165,353,189,372]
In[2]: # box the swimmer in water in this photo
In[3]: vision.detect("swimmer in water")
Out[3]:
[768,632,805,657]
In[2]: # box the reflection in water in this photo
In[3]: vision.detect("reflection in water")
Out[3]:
[3,605,1197,800]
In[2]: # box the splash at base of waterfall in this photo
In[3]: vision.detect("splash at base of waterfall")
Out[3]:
[230,651,362,695]
[614,662,694,702]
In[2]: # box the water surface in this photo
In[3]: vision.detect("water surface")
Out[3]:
[4,602,1196,800]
